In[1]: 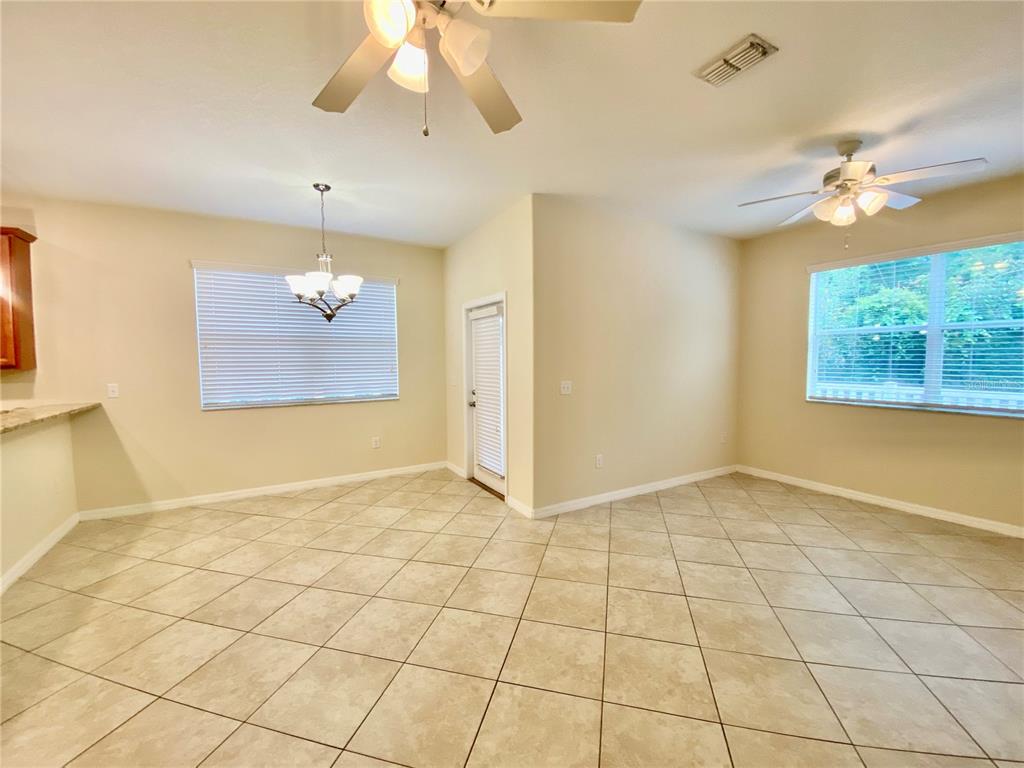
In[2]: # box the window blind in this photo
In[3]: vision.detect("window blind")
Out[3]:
[807,240,1023,417]
[194,266,399,410]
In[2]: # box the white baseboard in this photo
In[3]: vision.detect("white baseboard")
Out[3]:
[506,496,533,518]
[445,462,468,479]
[736,465,1023,539]
[525,465,738,520]
[1,512,80,593]
[79,461,449,521]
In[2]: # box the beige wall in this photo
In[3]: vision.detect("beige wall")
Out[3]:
[1,418,79,581]
[1,196,446,511]
[532,196,740,509]
[443,196,534,507]
[737,175,1024,529]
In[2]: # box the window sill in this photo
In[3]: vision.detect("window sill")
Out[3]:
[201,395,400,412]
[806,397,1023,420]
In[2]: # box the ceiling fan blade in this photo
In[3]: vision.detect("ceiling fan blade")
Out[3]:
[779,199,824,226]
[738,190,824,208]
[873,158,988,187]
[440,47,522,134]
[313,35,395,114]
[469,0,641,22]
[882,189,922,210]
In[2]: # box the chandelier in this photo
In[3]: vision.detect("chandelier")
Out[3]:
[285,183,363,322]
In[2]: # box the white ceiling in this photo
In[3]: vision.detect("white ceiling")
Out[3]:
[2,1,1022,247]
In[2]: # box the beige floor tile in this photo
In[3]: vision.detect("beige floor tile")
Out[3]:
[775,609,908,672]
[614,494,662,513]
[946,559,1024,591]
[1,643,25,664]
[1,653,82,721]
[965,627,1024,678]
[414,533,488,566]
[79,561,193,603]
[166,633,314,719]
[462,496,512,517]
[296,484,355,501]
[68,699,237,767]
[781,524,860,550]
[610,508,666,532]
[725,726,861,767]
[412,495,467,515]
[538,546,609,584]
[64,523,163,551]
[523,577,606,630]
[609,553,682,594]
[844,529,930,555]
[409,608,517,678]
[254,588,367,644]
[446,569,534,617]
[349,665,494,768]
[857,746,995,767]
[119,507,204,530]
[467,683,601,768]
[130,569,244,616]
[923,676,1024,761]
[188,578,302,630]
[493,518,555,544]
[689,597,798,658]
[259,519,338,546]
[376,490,432,508]
[872,553,980,587]
[34,552,144,591]
[601,702,730,768]
[475,539,546,575]
[610,528,673,558]
[665,515,728,538]
[908,534,1010,560]
[172,510,249,534]
[217,515,289,540]
[670,534,743,566]
[604,633,717,719]
[358,529,433,558]
[802,547,899,581]
[326,597,438,660]
[344,506,406,527]
[96,619,241,694]
[678,561,766,604]
[810,665,980,755]
[871,619,1021,681]
[156,535,248,567]
[205,541,297,576]
[751,570,856,614]
[303,501,368,524]
[0,675,153,768]
[255,547,348,585]
[308,524,385,553]
[377,561,467,605]
[216,496,323,518]
[556,504,611,526]
[437,480,481,496]
[733,541,818,574]
[314,554,402,594]
[720,519,789,544]
[202,724,340,768]
[705,650,846,740]
[764,506,831,526]
[549,523,610,551]
[251,649,399,747]
[441,514,502,537]
[35,606,176,671]
[913,585,1024,628]
[500,620,604,698]
[114,529,206,558]
[339,487,392,506]
[659,497,715,516]
[833,578,951,622]
[23,544,98,579]
[710,501,770,522]
[606,586,696,644]
[0,580,67,620]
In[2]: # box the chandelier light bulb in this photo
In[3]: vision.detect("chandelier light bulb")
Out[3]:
[285,274,309,298]
[831,197,858,227]
[813,196,840,222]
[388,29,429,93]
[363,0,416,48]
[438,15,491,76]
[332,275,364,299]
[856,188,889,216]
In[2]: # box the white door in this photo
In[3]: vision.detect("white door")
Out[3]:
[469,303,506,495]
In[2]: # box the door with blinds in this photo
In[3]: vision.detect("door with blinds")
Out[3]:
[469,302,506,494]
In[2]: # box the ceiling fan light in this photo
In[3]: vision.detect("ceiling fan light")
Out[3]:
[439,18,492,76]
[856,188,889,216]
[304,270,333,296]
[387,30,429,93]
[830,198,857,227]
[813,196,840,222]
[332,274,364,299]
[285,274,309,298]
[363,0,416,48]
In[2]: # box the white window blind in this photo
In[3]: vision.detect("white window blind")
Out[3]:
[471,308,505,478]
[194,265,398,410]
[807,240,1023,417]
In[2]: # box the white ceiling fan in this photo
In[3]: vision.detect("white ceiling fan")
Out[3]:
[740,140,988,227]
[313,0,642,134]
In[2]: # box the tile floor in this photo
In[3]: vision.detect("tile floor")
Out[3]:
[2,470,1023,767]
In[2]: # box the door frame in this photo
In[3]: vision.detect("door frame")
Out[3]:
[462,292,508,497]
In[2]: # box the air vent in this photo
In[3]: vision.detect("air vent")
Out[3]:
[696,34,779,87]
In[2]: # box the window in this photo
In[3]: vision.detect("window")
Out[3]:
[193,264,398,410]
[807,238,1023,417]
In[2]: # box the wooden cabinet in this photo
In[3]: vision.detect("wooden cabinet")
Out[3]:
[1,227,36,370]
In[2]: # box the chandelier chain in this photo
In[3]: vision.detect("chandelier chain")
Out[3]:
[320,187,326,254]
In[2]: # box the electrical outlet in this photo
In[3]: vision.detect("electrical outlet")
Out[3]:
[106,383,120,398]
[560,380,573,395]
[595,453,604,469]
[371,436,382,449]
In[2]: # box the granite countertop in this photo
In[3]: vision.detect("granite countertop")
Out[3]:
[0,402,101,434]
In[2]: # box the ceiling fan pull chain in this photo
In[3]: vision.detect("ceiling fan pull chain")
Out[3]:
[422,45,430,137]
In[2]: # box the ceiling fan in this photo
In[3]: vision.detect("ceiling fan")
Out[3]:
[739,140,988,227]
[312,0,642,134]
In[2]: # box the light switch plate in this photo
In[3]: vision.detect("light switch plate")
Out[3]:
[560,381,572,395]
[371,436,382,449]
[106,383,120,398]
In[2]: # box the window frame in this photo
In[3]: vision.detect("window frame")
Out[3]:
[191,260,400,412]
[805,231,1024,419]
